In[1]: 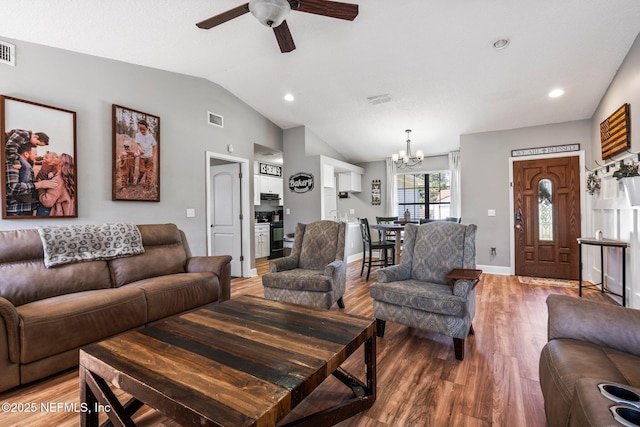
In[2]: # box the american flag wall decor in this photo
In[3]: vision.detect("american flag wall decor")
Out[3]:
[600,103,631,159]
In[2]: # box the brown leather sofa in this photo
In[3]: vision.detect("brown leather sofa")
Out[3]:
[539,294,640,426]
[0,223,231,392]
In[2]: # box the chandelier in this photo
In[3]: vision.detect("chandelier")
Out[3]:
[391,129,424,169]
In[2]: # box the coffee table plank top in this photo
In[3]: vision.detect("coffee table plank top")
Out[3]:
[80,295,375,427]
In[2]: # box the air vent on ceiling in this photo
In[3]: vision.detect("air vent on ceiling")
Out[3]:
[367,94,391,105]
[208,111,224,128]
[0,40,16,66]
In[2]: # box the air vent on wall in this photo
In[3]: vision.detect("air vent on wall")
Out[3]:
[0,40,16,66]
[208,111,224,128]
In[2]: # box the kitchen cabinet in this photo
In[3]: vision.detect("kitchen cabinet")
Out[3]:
[338,172,362,192]
[323,164,335,187]
[260,175,283,200]
[254,223,270,258]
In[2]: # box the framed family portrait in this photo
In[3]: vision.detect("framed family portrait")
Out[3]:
[112,104,160,202]
[1,95,78,219]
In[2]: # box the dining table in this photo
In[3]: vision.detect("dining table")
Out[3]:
[369,223,406,264]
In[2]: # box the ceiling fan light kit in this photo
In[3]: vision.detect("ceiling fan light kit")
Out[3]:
[196,0,358,53]
[249,0,291,27]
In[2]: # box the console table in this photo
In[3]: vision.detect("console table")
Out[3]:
[577,237,629,307]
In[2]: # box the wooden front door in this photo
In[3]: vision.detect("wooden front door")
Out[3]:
[513,156,581,279]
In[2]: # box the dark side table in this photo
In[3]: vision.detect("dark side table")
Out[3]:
[446,268,483,289]
[577,237,629,307]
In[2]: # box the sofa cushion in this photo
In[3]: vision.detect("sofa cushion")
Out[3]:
[262,269,333,292]
[369,280,468,317]
[540,339,631,405]
[0,228,113,307]
[110,224,187,287]
[122,272,220,322]
[16,288,147,363]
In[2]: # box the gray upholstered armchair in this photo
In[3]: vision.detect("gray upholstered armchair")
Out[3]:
[369,222,478,360]
[262,220,347,309]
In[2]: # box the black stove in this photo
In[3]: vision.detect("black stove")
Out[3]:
[269,221,284,259]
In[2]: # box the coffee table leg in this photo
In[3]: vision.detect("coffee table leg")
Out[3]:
[366,335,377,402]
[80,366,139,427]
[79,366,99,427]
[281,336,377,426]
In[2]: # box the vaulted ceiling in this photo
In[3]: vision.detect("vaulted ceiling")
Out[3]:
[3,0,640,162]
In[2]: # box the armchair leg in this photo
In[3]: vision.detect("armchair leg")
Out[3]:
[453,338,465,361]
[337,297,345,309]
[376,319,386,337]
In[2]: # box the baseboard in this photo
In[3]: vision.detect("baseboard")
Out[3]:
[347,253,363,263]
[248,268,258,277]
[477,264,511,275]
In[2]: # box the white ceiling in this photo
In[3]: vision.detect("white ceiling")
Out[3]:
[3,1,640,163]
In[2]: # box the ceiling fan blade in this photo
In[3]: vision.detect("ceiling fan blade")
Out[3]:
[196,3,250,29]
[273,21,296,53]
[293,0,358,21]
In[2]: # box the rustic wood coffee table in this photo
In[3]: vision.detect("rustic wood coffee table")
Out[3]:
[79,295,376,426]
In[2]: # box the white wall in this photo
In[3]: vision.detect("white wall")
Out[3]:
[0,37,282,256]
[585,32,640,308]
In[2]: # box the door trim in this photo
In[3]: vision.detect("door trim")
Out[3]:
[508,151,586,275]
[205,151,251,278]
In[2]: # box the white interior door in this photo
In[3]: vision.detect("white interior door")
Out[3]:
[210,163,242,277]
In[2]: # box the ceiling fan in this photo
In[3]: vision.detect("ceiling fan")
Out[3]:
[196,0,359,53]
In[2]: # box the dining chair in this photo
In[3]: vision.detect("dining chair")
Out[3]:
[359,218,395,280]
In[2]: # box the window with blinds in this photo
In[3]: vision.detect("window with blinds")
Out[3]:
[396,172,451,220]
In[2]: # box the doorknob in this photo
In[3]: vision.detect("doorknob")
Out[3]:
[515,211,524,230]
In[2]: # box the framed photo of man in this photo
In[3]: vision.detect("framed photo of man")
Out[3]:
[1,95,78,219]
[112,104,160,202]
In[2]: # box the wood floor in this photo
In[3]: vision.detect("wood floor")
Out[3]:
[0,259,614,427]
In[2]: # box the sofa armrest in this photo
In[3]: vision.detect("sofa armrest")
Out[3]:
[186,255,232,302]
[0,297,20,364]
[377,265,411,283]
[547,294,640,357]
[270,256,298,273]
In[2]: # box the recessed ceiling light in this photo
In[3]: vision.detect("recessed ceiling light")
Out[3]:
[492,38,510,50]
[548,88,565,98]
[284,93,295,102]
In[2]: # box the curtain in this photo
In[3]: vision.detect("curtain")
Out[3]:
[448,151,461,218]
[385,158,398,217]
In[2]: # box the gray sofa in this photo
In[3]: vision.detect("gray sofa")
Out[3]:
[0,223,231,392]
[539,294,640,426]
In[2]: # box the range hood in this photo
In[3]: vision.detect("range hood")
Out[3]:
[260,193,280,201]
